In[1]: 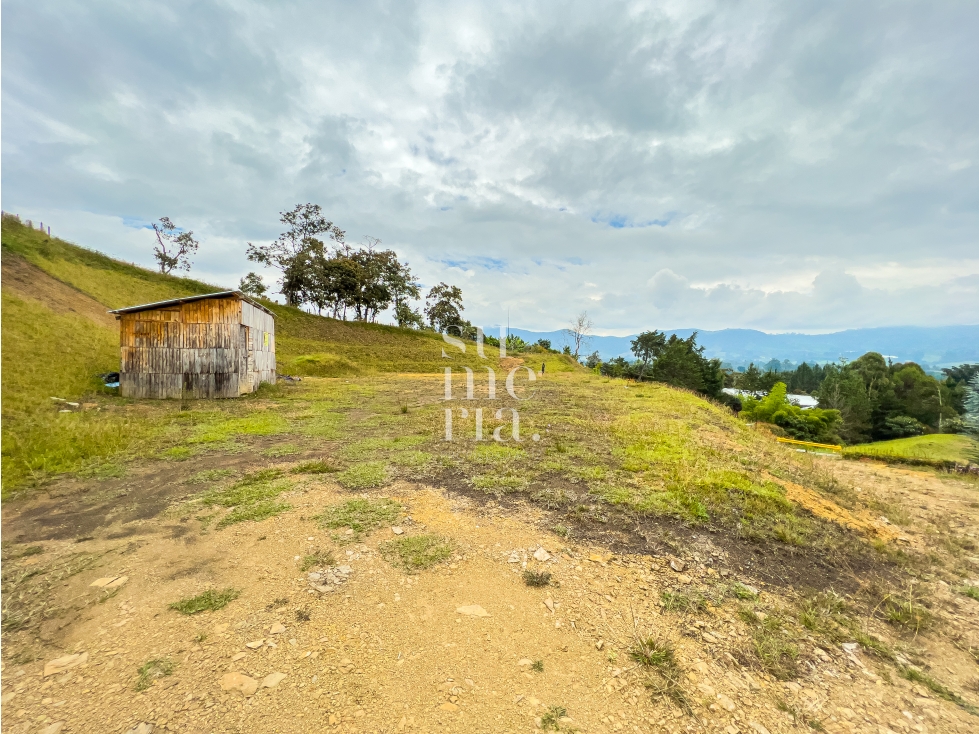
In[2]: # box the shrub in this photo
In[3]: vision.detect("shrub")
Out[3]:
[168,588,240,615]
[740,383,841,443]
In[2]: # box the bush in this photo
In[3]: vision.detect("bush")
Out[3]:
[741,383,841,443]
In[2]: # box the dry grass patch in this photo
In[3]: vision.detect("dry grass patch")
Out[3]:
[380,534,454,573]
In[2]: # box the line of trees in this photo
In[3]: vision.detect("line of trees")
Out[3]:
[241,203,470,331]
[587,330,725,400]
[731,354,978,444]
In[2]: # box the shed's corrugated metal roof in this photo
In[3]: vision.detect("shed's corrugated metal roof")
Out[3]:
[108,290,276,317]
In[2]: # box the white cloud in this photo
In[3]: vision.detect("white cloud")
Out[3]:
[2,0,978,332]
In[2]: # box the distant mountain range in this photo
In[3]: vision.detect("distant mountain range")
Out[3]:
[505,325,979,370]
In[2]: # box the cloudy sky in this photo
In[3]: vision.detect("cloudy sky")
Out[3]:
[3,1,978,334]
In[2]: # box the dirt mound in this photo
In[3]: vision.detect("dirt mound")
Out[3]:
[1,253,117,328]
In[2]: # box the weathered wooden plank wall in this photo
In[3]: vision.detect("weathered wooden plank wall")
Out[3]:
[118,295,276,399]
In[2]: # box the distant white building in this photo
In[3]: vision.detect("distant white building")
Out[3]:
[722,388,818,410]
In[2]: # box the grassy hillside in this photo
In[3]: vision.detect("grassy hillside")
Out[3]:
[2,214,890,562]
[843,433,978,466]
[0,215,520,491]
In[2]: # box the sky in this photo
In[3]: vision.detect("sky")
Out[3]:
[3,1,978,334]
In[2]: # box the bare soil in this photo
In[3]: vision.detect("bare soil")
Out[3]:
[2,451,978,734]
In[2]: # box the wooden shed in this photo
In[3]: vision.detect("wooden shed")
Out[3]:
[110,291,276,399]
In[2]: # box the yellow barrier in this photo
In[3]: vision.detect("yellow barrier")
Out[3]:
[775,437,842,452]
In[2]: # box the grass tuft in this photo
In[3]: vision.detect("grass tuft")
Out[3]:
[732,583,759,601]
[899,666,979,716]
[196,469,293,527]
[135,658,175,691]
[523,570,552,587]
[300,549,336,571]
[630,637,676,668]
[539,705,567,731]
[316,498,401,539]
[379,534,454,573]
[632,636,689,710]
[168,588,240,615]
[751,616,800,680]
[879,588,932,634]
[958,585,979,602]
[336,461,388,489]
[661,590,708,614]
[291,459,339,474]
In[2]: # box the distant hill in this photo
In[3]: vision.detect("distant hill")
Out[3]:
[508,325,979,369]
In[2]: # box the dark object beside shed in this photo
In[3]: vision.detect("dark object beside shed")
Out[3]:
[109,291,276,399]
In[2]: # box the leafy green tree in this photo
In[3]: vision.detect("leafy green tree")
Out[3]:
[535,339,552,350]
[817,366,872,443]
[394,301,425,329]
[584,351,601,369]
[247,203,344,306]
[649,333,723,398]
[786,362,826,394]
[238,272,267,297]
[630,330,666,380]
[738,364,764,393]
[964,374,979,436]
[942,364,979,415]
[152,217,199,274]
[741,383,842,443]
[506,334,528,352]
[424,283,464,332]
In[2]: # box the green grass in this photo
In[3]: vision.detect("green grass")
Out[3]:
[291,460,339,474]
[168,588,240,615]
[539,705,567,731]
[630,636,689,710]
[336,462,389,489]
[194,469,293,528]
[379,534,454,572]
[843,434,978,466]
[660,590,709,614]
[630,637,676,668]
[0,215,505,494]
[899,666,979,716]
[186,469,236,484]
[300,549,336,571]
[2,214,919,571]
[316,498,401,536]
[959,585,979,601]
[135,658,176,691]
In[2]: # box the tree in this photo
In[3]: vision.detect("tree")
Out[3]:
[964,373,979,436]
[649,333,723,398]
[630,330,666,380]
[740,382,842,443]
[817,366,872,443]
[239,272,267,297]
[246,203,344,306]
[506,334,528,352]
[394,301,425,329]
[380,245,421,324]
[738,363,764,393]
[566,311,593,361]
[424,283,464,332]
[152,217,199,274]
[584,351,601,369]
[535,339,552,351]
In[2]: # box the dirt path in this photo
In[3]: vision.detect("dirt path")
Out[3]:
[3,456,979,734]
